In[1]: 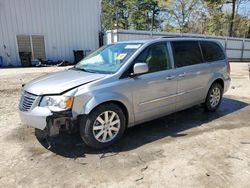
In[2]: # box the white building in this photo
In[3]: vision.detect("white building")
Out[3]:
[0,0,101,66]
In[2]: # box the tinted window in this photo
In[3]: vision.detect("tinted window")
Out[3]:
[135,43,171,73]
[201,41,225,62]
[171,41,203,67]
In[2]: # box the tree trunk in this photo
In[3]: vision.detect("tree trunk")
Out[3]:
[151,5,156,32]
[247,27,250,38]
[151,12,155,31]
[229,0,236,37]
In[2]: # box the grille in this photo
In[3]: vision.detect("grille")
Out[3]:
[19,91,37,112]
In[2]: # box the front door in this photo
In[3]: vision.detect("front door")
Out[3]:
[132,42,178,124]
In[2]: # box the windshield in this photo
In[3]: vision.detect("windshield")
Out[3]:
[75,43,142,74]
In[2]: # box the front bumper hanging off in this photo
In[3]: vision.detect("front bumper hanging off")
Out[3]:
[19,107,76,137]
[19,107,53,130]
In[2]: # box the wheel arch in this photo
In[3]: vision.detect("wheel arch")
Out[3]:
[81,93,134,126]
[91,100,128,124]
[209,78,224,91]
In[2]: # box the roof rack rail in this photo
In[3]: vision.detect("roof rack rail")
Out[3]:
[160,36,179,38]
[160,36,180,39]
[160,35,207,39]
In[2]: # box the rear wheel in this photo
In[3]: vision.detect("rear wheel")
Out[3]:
[79,103,126,149]
[204,83,223,111]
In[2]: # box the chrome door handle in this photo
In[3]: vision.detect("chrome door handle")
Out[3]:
[178,73,186,77]
[165,76,176,80]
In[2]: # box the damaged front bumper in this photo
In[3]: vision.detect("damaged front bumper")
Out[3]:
[19,107,77,137]
[19,107,53,130]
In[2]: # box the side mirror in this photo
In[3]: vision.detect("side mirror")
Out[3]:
[133,63,149,75]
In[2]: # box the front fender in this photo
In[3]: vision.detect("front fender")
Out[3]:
[80,91,135,126]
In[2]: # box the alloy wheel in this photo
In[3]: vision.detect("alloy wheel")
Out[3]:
[209,87,221,108]
[92,111,121,143]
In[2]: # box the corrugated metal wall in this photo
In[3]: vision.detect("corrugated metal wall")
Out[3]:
[0,0,101,66]
[106,30,250,61]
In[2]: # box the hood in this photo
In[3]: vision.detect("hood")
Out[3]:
[24,69,106,95]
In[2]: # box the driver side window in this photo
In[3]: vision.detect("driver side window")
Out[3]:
[135,43,171,73]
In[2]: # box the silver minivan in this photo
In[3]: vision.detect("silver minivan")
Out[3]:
[19,38,231,149]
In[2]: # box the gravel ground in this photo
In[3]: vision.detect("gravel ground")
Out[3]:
[0,63,250,188]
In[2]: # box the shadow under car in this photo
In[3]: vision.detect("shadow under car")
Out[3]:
[37,97,249,158]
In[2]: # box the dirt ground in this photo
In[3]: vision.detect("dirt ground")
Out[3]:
[0,63,250,188]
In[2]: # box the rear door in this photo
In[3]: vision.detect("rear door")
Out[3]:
[171,40,211,110]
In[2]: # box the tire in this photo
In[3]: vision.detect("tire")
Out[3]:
[204,83,223,112]
[35,128,48,141]
[79,103,126,149]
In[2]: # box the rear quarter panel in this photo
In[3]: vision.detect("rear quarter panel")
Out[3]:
[206,59,230,95]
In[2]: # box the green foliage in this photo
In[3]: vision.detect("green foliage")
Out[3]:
[233,15,250,37]
[101,0,130,30]
[162,0,204,33]
[101,0,250,38]
[128,0,162,30]
[101,0,162,31]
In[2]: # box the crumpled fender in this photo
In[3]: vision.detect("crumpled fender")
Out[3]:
[80,91,135,126]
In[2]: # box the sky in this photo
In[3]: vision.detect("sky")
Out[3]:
[238,1,250,17]
[224,1,250,17]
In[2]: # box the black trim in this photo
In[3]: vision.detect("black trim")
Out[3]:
[51,110,72,118]
[198,41,206,63]
[120,41,169,79]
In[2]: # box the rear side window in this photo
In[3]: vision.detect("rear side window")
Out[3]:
[200,41,225,62]
[171,41,203,67]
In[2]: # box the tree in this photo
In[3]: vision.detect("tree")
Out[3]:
[162,0,203,33]
[233,14,250,37]
[129,0,162,31]
[101,0,162,31]
[227,0,237,37]
[101,0,130,30]
[205,0,249,37]
[101,0,250,38]
[247,27,250,38]
[205,2,228,36]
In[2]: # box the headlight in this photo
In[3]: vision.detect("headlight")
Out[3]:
[40,95,74,112]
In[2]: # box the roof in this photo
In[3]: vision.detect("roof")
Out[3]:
[115,37,219,45]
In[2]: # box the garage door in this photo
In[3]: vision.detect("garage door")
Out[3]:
[31,35,46,60]
[17,35,46,60]
[16,35,32,53]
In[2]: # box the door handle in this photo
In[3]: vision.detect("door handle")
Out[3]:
[165,75,176,80]
[178,72,186,77]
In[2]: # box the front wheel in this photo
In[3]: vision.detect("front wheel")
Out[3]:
[204,83,223,112]
[79,103,126,149]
